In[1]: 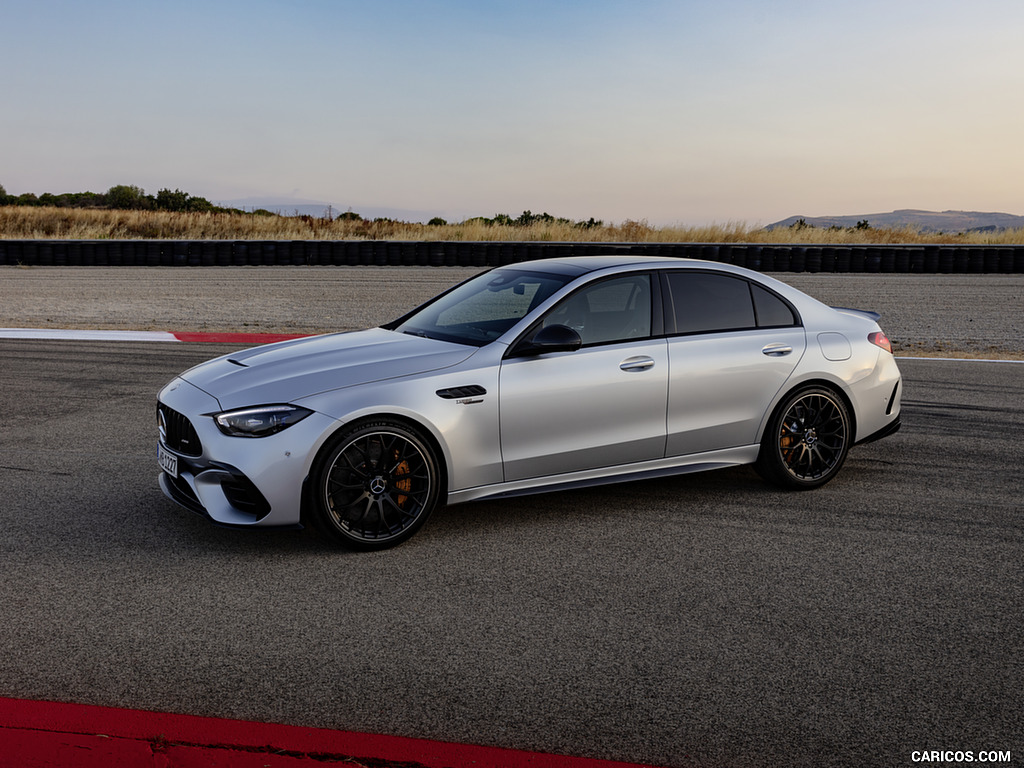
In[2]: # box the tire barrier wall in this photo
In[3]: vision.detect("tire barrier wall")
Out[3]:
[2,240,1024,273]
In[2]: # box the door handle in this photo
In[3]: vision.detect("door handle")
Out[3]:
[762,343,793,357]
[620,356,655,372]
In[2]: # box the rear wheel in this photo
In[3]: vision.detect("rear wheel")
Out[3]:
[756,386,851,489]
[310,420,441,550]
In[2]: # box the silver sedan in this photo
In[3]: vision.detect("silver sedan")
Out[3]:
[157,256,902,549]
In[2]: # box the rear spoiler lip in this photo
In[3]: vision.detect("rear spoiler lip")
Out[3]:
[832,306,881,323]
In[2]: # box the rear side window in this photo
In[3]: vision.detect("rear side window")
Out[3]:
[666,273,755,333]
[751,284,797,327]
[665,272,797,334]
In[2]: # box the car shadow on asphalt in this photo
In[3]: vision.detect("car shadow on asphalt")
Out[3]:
[58,453,902,562]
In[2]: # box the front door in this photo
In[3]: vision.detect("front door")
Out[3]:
[498,274,668,482]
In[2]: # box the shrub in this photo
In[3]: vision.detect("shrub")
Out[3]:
[106,185,151,210]
[156,188,190,212]
[186,195,213,213]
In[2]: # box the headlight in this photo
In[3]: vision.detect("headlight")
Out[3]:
[214,405,313,438]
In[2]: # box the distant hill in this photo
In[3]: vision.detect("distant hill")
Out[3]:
[768,209,1024,232]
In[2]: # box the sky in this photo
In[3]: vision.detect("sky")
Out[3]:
[3,0,1024,225]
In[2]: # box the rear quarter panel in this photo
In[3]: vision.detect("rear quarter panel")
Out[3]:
[769,302,901,443]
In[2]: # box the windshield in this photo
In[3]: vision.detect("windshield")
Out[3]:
[391,268,573,346]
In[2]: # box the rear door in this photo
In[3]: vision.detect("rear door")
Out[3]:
[662,271,805,456]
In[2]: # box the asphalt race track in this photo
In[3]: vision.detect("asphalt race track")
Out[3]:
[0,337,1021,768]
[1,265,1022,767]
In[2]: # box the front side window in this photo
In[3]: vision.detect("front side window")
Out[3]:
[541,274,652,345]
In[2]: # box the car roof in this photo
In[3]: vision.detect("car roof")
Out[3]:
[504,255,838,321]
[504,254,702,277]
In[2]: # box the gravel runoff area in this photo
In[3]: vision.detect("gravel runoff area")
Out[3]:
[1,265,1022,359]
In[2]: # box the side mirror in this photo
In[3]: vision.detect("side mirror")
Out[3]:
[513,324,582,357]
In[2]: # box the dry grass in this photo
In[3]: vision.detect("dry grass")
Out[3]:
[4,205,1024,244]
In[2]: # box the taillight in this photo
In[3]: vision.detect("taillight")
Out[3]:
[869,331,893,354]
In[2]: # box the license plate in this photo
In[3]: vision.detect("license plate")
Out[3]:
[158,444,179,478]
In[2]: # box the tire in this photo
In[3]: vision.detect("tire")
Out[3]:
[310,420,442,550]
[755,386,851,490]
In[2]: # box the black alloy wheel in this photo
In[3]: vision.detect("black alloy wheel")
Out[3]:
[756,386,851,489]
[311,420,441,550]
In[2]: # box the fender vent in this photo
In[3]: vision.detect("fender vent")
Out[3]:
[436,385,487,400]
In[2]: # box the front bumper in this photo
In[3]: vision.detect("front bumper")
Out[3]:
[157,377,338,528]
[158,460,287,528]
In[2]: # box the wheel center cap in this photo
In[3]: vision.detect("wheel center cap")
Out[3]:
[804,429,818,447]
[369,476,388,495]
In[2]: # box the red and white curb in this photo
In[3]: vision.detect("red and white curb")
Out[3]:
[0,328,313,343]
[0,697,659,768]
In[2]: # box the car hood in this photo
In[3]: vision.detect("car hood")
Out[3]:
[180,327,476,410]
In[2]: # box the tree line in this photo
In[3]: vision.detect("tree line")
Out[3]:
[0,183,231,213]
[0,183,607,229]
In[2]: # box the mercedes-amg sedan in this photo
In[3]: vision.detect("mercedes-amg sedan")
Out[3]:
[157,256,902,549]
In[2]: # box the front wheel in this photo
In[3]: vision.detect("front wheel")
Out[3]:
[755,386,851,489]
[309,420,441,550]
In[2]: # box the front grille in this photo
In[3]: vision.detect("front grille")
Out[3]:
[158,403,203,457]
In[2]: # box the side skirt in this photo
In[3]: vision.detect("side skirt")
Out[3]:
[447,445,760,506]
